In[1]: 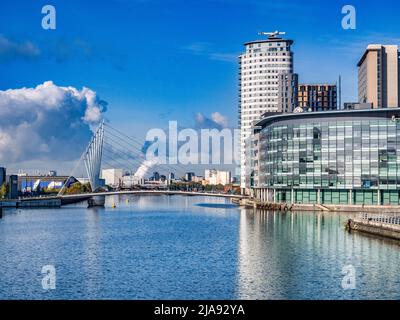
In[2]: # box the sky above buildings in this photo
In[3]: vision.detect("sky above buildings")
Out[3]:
[0,0,399,174]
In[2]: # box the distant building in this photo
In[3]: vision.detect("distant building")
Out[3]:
[152,171,160,181]
[217,171,232,185]
[358,44,400,108]
[278,73,298,113]
[122,175,145,187]
[192,176,204,183]
[298,84,337,112]
[204,169,232,186]
[18,175,76,193]
[8,175,18,199]
[160,175,166,182]
[168,172,175,181]
[233,167,241,185]
[343,102,373,110]
[185,172,195,182]
[0,167,6,186]
[101,169,123,187]
[204,169,214,181]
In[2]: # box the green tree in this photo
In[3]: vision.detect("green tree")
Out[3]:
[64,182,92,195]
[0,183,8,199]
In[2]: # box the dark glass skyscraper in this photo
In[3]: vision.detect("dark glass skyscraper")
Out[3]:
[0,167,6,186]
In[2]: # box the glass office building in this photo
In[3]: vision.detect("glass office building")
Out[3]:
[248,108,400,206]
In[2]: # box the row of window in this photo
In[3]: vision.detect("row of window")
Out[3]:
[241,62,290,69]
[241,69,290,76]
[243,92,280,97]
[247,42,290,48]
[250,119,400,189]
[242,83,279,88]
[241,51,290,58]
[271,189,400,205]
[241,104,278,110]
[240,84,281,90]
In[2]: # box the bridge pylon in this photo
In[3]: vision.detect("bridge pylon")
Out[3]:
[83,121,105,192]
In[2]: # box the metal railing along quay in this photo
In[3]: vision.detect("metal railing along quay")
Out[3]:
[357,213,400,225]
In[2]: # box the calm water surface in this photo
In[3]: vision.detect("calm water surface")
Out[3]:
[0,195,399,299]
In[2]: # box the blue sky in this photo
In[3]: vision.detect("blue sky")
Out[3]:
[1,0,400,131]
[0,0,400,173]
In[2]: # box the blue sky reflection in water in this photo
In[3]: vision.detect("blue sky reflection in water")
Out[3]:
[0,195,399,299]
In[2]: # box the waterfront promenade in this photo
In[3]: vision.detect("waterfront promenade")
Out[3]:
[348,213,400,240]
[238,197,400,213]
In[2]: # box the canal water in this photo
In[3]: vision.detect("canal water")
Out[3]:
[0,195,399,300]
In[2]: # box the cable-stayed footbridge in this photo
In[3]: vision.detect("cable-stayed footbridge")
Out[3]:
[18,121,245,207]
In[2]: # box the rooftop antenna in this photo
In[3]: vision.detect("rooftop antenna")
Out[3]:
[258,31,286,39]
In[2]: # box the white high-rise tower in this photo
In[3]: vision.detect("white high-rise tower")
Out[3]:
[239,31,294,193]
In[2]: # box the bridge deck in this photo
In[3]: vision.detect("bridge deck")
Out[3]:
[21,190,247,206]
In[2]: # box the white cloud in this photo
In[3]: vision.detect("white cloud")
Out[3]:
[195,112,229,129]
[0,81,107,166]
[0,35,40,60]
[211,112,228,128]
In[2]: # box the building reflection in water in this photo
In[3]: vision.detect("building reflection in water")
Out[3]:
[82,207,103,296]
[236,208,400,299]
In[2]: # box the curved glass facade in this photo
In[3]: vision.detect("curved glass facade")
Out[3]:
[251,108,400,205]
